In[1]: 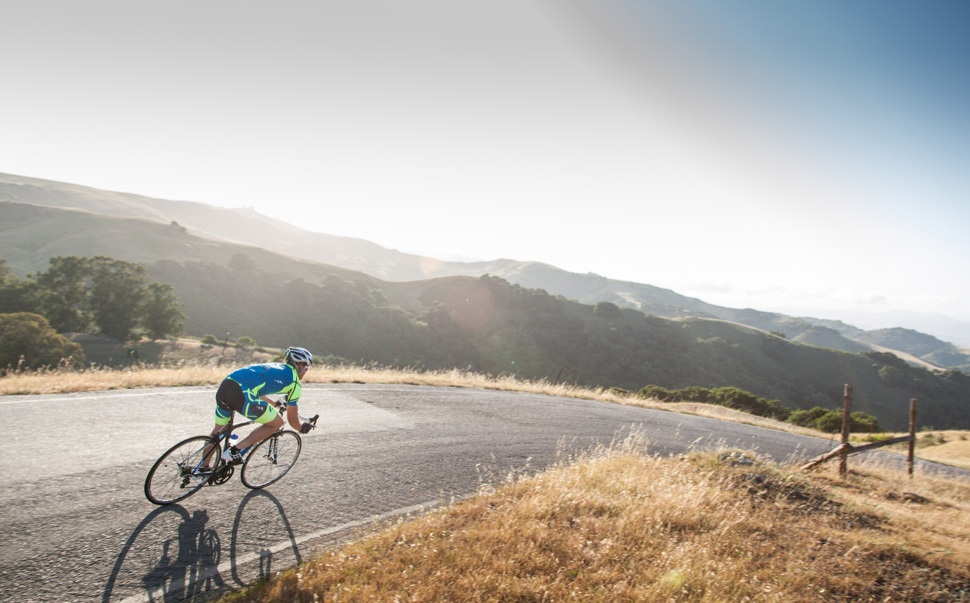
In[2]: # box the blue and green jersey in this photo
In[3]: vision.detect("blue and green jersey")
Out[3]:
[227,362,302,406]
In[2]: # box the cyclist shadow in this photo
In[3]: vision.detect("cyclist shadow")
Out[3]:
[101,504,224,603]
[102,491,301,602]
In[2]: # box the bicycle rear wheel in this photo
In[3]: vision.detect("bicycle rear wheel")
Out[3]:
[145,435,220,505]
[240,430,302,489]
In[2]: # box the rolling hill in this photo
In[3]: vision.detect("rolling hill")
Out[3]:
[3,172,968,373]
[3,195,970,430]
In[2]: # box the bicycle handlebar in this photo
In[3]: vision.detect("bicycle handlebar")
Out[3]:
[274,399,318,430]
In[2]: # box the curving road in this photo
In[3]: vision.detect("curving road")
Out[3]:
[0,383,962,602]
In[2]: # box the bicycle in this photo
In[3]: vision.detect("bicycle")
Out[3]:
[144,401,318,505]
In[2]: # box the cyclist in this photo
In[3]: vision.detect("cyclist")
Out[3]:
[212,346,315,465]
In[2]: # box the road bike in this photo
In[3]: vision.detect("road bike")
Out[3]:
[144,402,318,505]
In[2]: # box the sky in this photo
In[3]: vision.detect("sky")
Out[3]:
[2,1,969,341]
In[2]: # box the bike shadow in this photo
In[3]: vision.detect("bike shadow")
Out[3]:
[102,491,302,602]
[229,489,304,587]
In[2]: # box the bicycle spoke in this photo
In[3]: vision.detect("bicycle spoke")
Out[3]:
[145,436,220,505]
[240,431,302,489]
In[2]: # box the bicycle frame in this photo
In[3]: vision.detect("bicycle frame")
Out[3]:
[208,401,316,466]
[203,412,269,469]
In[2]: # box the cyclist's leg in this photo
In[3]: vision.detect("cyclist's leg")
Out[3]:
[208,379,242,465]
[232,402,281,452]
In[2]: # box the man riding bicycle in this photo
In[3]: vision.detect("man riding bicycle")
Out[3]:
[212,346,315,465]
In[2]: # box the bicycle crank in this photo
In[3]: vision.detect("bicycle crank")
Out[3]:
[209,464,234,485]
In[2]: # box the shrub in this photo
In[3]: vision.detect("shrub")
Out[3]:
[0,312,86,369]
[788,406,830,428]
[814,410,844,433]
[236,336,257,349]
[850,411,880,433]
[790,407,880,433]
[637,384,674,402]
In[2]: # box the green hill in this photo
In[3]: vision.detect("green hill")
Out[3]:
[5,172,970,368]
[3,200,970,431]
[0,201,376,285]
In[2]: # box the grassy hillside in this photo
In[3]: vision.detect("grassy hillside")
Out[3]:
[0,174,446,282]
[222,448,969,603]
[5,173,970,367]
[104,264,970,430]
[0,201,377,285]
[4,201,970,430]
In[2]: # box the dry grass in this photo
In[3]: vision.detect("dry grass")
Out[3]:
[0,362,624,398]
[0,363,228,395]
[911,431,970,471]
[223,439,970,603]
[0,362,810,432]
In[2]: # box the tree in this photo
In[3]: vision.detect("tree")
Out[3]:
[0,312,86,369]
[594,301,622,319]
[228,252,257,272]
[30,256,187,342]
[34,256,93,332]
[0,260,41,314]
[89,257,149,341]
[142,282,185,340]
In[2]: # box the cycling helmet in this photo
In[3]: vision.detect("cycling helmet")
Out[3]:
[284,346,313,366]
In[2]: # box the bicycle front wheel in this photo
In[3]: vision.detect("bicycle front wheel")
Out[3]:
[145,435,220,505]
[240,431,302,489]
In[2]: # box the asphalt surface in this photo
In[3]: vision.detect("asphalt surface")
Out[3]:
[0,383,964,602]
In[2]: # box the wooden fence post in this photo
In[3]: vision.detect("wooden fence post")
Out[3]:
[839,384,852,477]
[801,392,918,475]
[908,398,917,478]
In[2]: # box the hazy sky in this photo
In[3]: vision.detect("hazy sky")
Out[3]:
[3,1,969,332]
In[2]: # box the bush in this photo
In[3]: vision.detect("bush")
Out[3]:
[789,406,880,433]
[0,312,86,369]
[788,407,830,428]
[674,386,713,404]
[850,411,880,433]
[708,387,791,421]
[637,384,792,421]
[236,336,257,350]
[814,410,844,433]
[637,385,675,402]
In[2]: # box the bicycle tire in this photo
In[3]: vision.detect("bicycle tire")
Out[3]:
[240,430,302,489]
[145,435,221,505]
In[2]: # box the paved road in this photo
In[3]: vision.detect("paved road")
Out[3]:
[0,383,962,602]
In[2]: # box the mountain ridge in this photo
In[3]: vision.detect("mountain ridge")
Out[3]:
[5,192,970,429]
[2,172,968,374]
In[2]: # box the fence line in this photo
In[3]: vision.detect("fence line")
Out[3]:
[801,385,918,477]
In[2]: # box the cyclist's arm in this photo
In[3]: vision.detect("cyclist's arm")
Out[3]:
[285,404,303,431]
[259,394,302,429]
